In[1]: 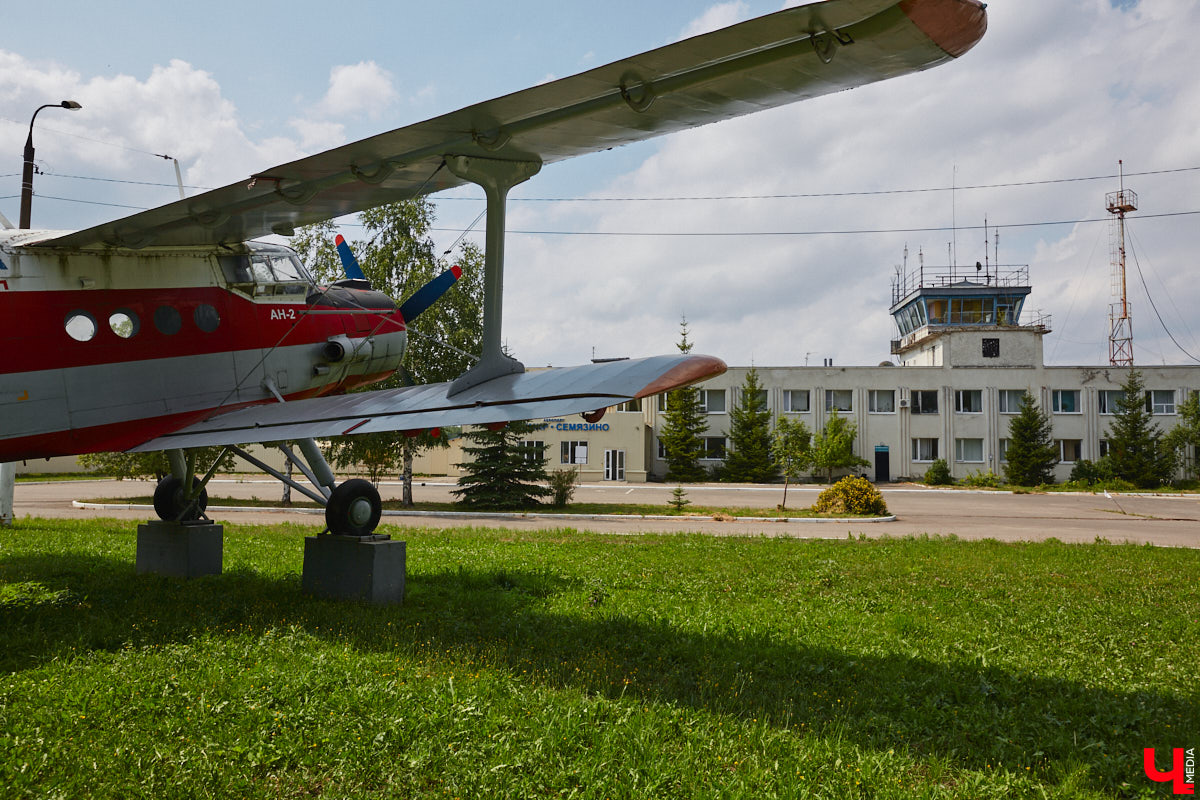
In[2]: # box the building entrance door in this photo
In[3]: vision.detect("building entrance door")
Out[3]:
[874,446,890,483]
[604,449,625,481]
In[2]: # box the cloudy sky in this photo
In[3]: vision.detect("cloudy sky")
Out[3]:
[3,0,1198,370]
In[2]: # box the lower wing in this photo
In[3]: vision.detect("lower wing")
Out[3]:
[132,353,725,451]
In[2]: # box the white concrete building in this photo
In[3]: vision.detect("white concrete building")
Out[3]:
[432,265,1198,483]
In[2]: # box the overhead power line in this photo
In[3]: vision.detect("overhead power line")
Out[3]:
[19,164,1200,204]
[1126,228,1200,365]
[432,209,1200,238]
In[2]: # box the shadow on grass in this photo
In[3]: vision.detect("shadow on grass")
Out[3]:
[1,545,1194,794]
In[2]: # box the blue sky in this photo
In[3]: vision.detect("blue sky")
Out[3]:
[3,0,1200,369]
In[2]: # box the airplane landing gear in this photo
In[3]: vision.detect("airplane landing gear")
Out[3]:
[153,475,208,521]
[325,478,382,536]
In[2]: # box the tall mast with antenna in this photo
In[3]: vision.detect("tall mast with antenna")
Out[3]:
[1106,160,1136,366]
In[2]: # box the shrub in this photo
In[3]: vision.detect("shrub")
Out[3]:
[1068,458,1107,486]
[961,469,1002,488]
[811,476,889,516]
[923,458,953,486]
[548,468,578,507]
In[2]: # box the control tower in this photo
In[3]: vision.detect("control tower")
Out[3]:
[889,258,1050,368]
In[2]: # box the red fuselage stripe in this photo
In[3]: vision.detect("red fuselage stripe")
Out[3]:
[0,287,404,374]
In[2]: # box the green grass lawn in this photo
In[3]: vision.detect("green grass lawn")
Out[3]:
[1,519,1197,798]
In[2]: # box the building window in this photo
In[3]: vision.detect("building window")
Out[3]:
[955,438,984,463]
[1146,390,1175,415]
[825,389,853,412]
[561,440,588,465]
[911,390,939,415]
[982,337,1000,358]
[955,389,983,414]
[657,393,669,412]
[618,398,641,412]
[998,389,1025,414]
[1052,389,1080,414]
[656,438,666,460]
[998,438,1010,462]
[1098,390,1124,415]
[912,438,939,462]
[1057,439,1082,463]
[783,390,810,413]
[702,437,727,460]
[1098,439,1110,458]
[868,389,895,413]
[699,389,726,414]
[519,440,545,464]
[745,389,768,409]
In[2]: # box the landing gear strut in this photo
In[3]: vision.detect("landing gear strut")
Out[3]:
[222,439,385,536]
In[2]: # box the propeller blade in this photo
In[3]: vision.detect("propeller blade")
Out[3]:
[399,265,463,323]
[334,234,367,281]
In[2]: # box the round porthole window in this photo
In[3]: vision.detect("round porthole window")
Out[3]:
[108,309,139,339]
[154,305,182,335]
[65,311,98,342]
[194,304,220,333]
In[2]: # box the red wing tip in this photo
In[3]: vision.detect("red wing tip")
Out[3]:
[900,0,988,59]
[635,354,728,399]
[335,234,346,245]
[450,265,463,279]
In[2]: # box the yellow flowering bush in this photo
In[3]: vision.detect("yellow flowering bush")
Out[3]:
[811,476,889,516]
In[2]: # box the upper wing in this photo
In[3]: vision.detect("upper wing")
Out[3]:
[38,0,985,251]
[131,353,725,451]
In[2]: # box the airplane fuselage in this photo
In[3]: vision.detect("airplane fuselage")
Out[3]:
[0,230,406,461]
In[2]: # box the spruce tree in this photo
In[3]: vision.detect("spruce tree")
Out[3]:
[1106,369,1176,488]
[1003,391,1058,486]
[722,367,779,482]
[658,318,709,482]
[453,419,551,508]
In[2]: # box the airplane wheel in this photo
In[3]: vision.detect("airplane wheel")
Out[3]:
[153,476,208,521]
[325,479,382,536]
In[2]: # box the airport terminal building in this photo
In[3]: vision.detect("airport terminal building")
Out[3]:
[425,265,1199,484]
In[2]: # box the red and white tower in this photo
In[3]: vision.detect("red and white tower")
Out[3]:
[1106,161,1136,367]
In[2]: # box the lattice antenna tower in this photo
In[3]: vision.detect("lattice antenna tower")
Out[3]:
[1106,160,1137,366]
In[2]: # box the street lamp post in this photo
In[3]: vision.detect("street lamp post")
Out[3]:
[19,100,82,230]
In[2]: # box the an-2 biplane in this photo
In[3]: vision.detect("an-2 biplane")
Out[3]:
[0,0,986,536]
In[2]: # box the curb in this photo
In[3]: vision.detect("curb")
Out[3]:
[71,500,894,524]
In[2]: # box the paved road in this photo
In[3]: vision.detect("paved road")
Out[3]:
[10,478,1199,548]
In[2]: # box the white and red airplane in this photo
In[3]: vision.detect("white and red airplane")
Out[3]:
[0,0,986,534]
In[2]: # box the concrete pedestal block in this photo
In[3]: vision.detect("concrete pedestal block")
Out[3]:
[136,520,223,578]
[302,534,406,605]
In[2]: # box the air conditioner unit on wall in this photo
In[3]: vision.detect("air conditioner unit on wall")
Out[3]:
[898,398,910,408]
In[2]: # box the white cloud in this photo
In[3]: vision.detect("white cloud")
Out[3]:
[312,61,398,120]
[678,2,750,40]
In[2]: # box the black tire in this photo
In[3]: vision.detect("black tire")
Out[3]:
[153,476,208,521]
[325,479,382,536]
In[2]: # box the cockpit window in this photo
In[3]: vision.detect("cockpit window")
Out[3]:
[220,250,311,296]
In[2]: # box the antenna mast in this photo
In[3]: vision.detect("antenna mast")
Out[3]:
[1106,160,1136,366]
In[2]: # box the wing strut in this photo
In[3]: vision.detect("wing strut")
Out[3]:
[444,154,542,396]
